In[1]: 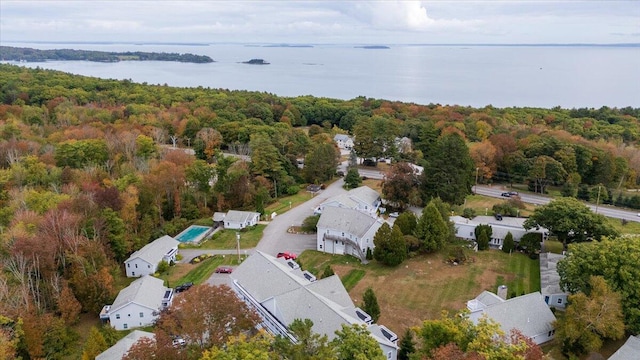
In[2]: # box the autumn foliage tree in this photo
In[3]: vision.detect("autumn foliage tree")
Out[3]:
[382,162,421,210]
[155,284,260,350]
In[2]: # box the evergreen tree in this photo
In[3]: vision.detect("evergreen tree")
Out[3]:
[344,167,361,189]
[502,232,515,253]
[374,223,407,266]
[477,231,490,251]
[362,288,381,323]
[398,329,416,360]
[420,133,475,205]
[415,203,448,253]
[321,265,335,279]
[394,211,417,236]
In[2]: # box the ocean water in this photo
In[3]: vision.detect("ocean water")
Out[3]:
[5,42,640,108]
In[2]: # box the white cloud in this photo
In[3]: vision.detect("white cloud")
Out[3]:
[0,0,638,44]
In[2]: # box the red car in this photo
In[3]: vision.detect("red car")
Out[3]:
[277,252,297,260]
[215,267,233,274]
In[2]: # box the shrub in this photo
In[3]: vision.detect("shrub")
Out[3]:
[462,208,476,219]
[301,215,320,233]
[322,265,335,279]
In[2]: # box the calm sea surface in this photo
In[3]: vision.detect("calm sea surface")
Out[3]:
[5,42,640,108]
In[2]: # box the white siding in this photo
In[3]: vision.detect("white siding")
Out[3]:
[125,258,155,277]
[109,303,158,331]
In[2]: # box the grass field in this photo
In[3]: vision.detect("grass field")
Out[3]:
[298,248,540,335]
[182,224,266,250]
[265,192,313,215]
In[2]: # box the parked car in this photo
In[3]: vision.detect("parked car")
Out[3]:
[172,336,186,347]
[494,213,503,221]
[277,252,297,260]
[501,191,519,197]
[389,212,400,218]
[174,282,194,293]
[215,266,233,274]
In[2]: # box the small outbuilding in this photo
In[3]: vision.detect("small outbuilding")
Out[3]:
[223,210,260,230]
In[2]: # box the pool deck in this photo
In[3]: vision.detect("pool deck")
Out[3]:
[175,225,214,244]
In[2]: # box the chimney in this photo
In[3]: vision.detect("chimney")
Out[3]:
[497,285,508,300]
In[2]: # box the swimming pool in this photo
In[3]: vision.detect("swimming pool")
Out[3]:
[175,225,213,244]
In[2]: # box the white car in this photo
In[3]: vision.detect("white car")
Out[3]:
[389,212,400,218]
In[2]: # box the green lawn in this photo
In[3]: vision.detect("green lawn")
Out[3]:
[173,256,225,285]
[341,269,366,291]
[181,224,266,250]
[265,192,313,215]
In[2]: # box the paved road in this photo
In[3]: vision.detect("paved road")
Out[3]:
[256,177,349,257]
[474,185,640,223]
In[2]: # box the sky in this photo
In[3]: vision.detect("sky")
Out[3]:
[1,1,638,45]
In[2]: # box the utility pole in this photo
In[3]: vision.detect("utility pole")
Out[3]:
[236,232,241,263]
[595,185,602,214]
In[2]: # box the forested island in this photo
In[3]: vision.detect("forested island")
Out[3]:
[0,63,639,359]
[0,46,214,63]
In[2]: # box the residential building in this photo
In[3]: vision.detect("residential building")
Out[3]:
[609,335,640,360]
[539,253,568,309]
[220,210,261,230]
[96,330,154,360]
[124,235,179,277]
[315,185,381,218]
[103,275,173,330]
[231,251,398,359]
[316,207,384,261]
[333,134,354,150]
[451,215,548,249]
[467,290,557,345]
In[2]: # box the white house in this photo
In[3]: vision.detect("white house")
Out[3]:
[333,134,354,150]
[231,251,398,360]
[317,207,385,262]
[221,210,261,230]
[96,330,154,360]
[451,215,548,249]
[609,335,640,360]
[315,186,381,218]
[104,275,173,331]
[539,253,568,309]
[124,235,179,277]
[467,290,557,345]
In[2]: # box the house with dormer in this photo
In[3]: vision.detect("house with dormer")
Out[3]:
[102,275,173,331]
[315,186,381,218]
[316,207,384,262]
[124,235,179,277]
[96,330,154,360]
[333,134,354,150]
[539,253,568,309]
[231,251,398,359]
[467,290,557,345]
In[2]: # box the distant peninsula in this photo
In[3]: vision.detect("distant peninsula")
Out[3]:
[355,45,390,49]
[0,46,214,63]
[263,44,314,48]
[242,58,270,65]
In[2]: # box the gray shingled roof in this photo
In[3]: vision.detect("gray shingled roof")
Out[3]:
[334,134,351,141]
[231,251,397,349]
[480,292,556,339]
[609,335,640,360]
[125,235,179,265]
[224,210,260,223]
[213,212,226,222]
[317,207,380,238]
[321,186,380,211]
[540,253,566,296]
[96,330,154,360]
[111,275,168,312]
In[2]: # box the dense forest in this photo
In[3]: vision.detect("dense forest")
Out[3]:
[0,46,214,63]
[0,63,639,358]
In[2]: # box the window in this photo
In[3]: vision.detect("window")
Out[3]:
[548,330,555,337]
[387,351,392,359]
[139,312,144,318]
[319,244,322,249]
[148,265,151,268]
[132,272,135,276]
[116,314,120,319]
[557,298,563,304]
[135,264,138,268]
[123,324,128,329]
[127,263,130,268]
[341,232,344,236]
[128,314,131,317]
[470,232,473,236]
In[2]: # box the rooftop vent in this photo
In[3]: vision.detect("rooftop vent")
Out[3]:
[302,271,317,282]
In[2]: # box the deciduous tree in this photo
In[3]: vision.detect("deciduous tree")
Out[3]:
[382,162,421,210]
[555,276,625,356]
[331,324,385,360]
